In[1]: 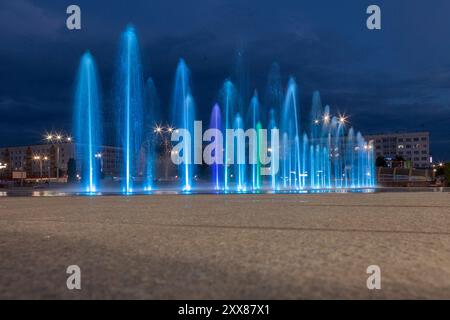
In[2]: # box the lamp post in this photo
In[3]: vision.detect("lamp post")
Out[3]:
[0,162,7,179]
[338,114,348,125]
[43,132,73,181]
[153,124,175,181]
[43,156,49,180]
[33,155,49,180]
[95,152,103,175]
[33,155,43,178]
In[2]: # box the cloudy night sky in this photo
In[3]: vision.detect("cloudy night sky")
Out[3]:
[0,0,449,159]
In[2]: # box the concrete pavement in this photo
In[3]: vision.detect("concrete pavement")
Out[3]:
[1,191,450,299]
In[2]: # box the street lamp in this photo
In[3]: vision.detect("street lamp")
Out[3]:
[43,131,73,180]
[33,154,49,179]
[33,155,43,178]
[0,162,6,180]
[152,124,176,180]
[154,125,163,134]
[95,152,103,174]
[338,114,348,125]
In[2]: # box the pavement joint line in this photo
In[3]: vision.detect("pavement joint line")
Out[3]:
[204,203,450,208]
[1,218,450,236]
[3,202,450,209]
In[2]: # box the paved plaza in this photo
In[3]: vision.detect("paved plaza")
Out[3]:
[1,191,450,299]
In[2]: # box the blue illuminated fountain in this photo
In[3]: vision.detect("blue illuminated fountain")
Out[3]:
[309,91,323,188]
[281,78,302,190]
[73,51,102,192]
[248,92,261,190]
[265,64,282,190]
[209,104,222,190]
[234,113,246,191]
[219,80,238,190]
[72,25,376,194]
[143,78,159,191]
[347,127,356,188]
[172,59,195,191]
[115,25,144,193]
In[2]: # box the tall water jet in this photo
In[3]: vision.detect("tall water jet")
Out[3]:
[234,49,249,116]
[115,25,144,193]
[265,64,283,190]
[234,113,246,191]
[334,116,345,188]
[281,78,301,189]
[356,131,365,187]
[209,104,222,190]
[268,109,278,190]
[310,91,323,141]
[301,133,309,188]
[368,140,376,186]
[255,121,263,190]
[310,91,323,188]
[309,142,316,188]
[172,59,195,191]
[74,52,102,192]
[329,116,339,187]
[143,78,159,190]
[265,63,283,126]
[219,80,238,190]
[346,127,356,188]
[322,105,332,188]
[248,92,261,190]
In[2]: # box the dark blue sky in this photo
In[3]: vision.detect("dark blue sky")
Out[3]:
[1,0,449,159]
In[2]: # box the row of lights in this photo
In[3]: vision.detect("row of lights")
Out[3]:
[44,114,349,143]
[33,155,49,161]
[44,132,72,143]
[48,115,348,142]
[314,113,348,125]
[432,162,445,168]
[155,115,347,130]
[432,162,445,173]
[154,125,175,134]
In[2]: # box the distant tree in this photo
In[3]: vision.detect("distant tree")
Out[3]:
[436,166,445,176]
[437,163,450,186]
[442,163,450,187]
[67,158,77,183]
[375,156,387,167]
[391,155,406,168]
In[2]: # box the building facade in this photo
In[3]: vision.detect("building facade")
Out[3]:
[0,143,122,179]
[365,132,431,168]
